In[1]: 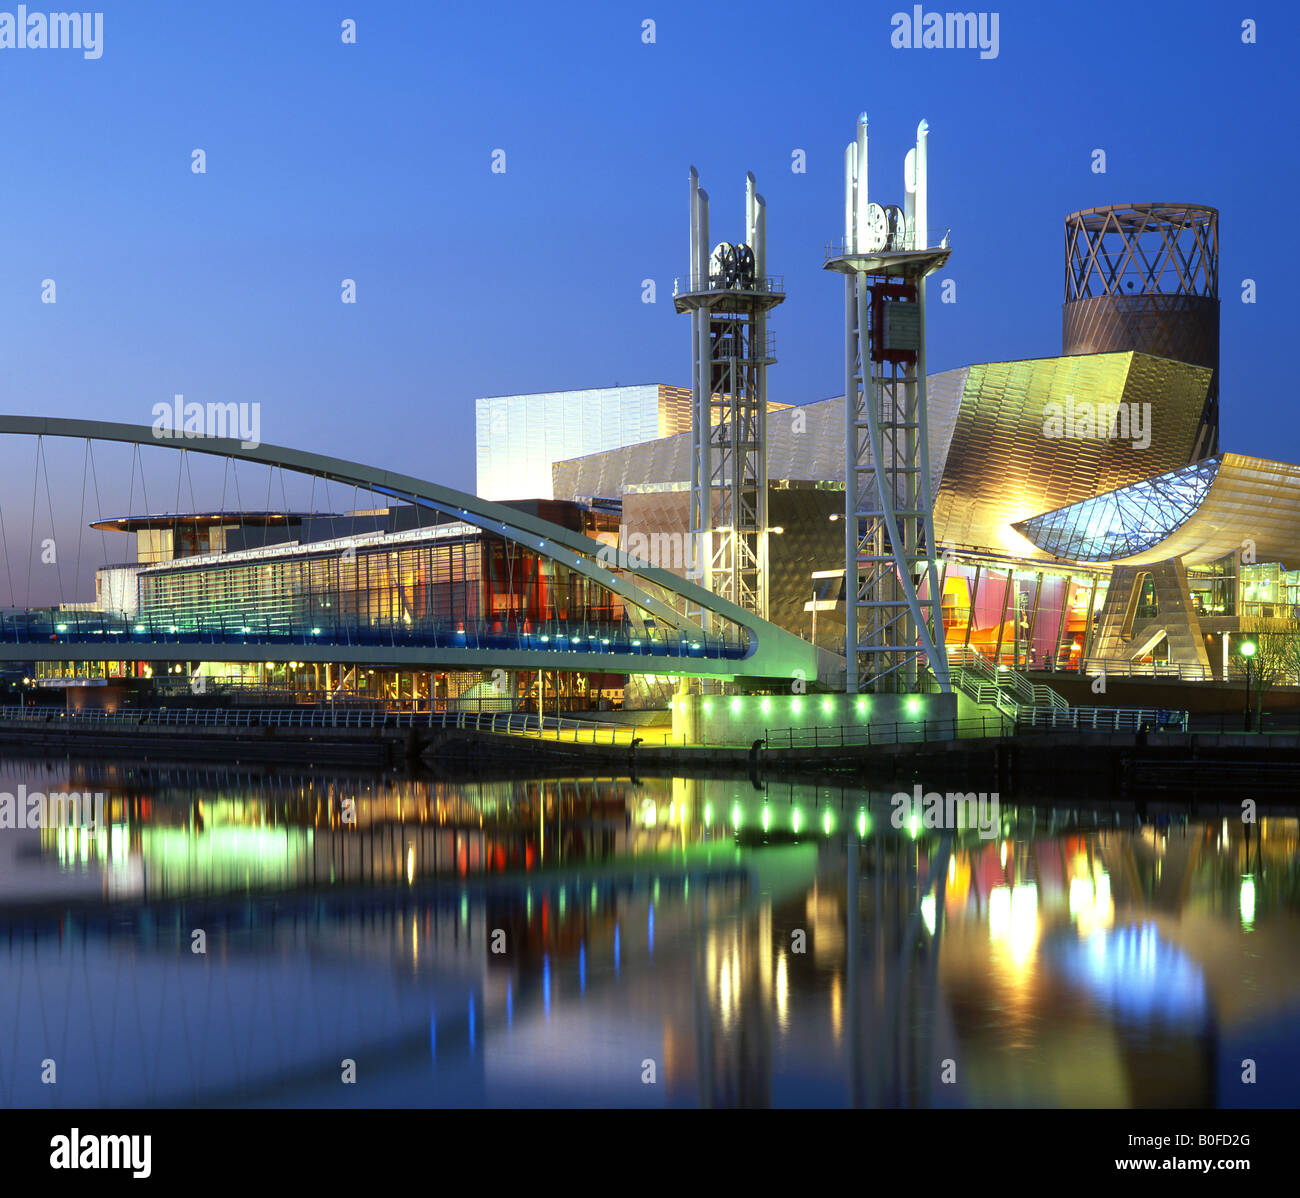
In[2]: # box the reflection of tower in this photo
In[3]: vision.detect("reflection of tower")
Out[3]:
[693,901,774,1108]
[676,170,784,622]
[825,114,950,694]
[1063,204,1220,460]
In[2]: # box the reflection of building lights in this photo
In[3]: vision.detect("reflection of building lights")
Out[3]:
[989,882,1038,964]
[1000,840,1009,870]
[792,807,802,834]
[920,893,936,935]
[762,806,770,833]
[823,809,833,836]
[1065,923,1208,1024]
[830,973,843,1042]
[719,957,733,1029]
[775,951,789,1029]
[1240,875,1256,930]
[731,802,742,830]
[703,803,713,828]
[857,810,869,838]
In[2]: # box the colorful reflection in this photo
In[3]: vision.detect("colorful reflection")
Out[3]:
[0,758,1297,1108]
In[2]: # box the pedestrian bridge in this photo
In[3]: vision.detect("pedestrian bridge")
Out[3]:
[0,415,835,685]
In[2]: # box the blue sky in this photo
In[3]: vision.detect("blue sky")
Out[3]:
[0,0,1293,533]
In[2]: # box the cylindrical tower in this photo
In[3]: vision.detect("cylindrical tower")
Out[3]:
[1062,203,1219,459]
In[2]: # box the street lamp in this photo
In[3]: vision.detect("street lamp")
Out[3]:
[1240,639,1256,732]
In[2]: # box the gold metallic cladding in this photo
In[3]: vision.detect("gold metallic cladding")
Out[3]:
[619,486,843,642]
[932,352,1209,559]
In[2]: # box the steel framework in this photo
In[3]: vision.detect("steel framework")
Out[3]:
[1063,203,1220,460]
[675,169,784,624]
[825,115,951,694]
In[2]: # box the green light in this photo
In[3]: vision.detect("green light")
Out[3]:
[762,806,771,832]
[761,698,771,715]
[791,696,802,716]
[792,808,802,834]
[731,696,742,714]
[906,697,922,716]
[822,698,833,715]
[822,810,833,836]
[857,810,869,837]
[1240,640,1257,658]
[731,802,742,829]
[703,803,713,827]
[907,812,921,838]
[1240,875,1256,929]
[703,699,713,715]
[856,697,867,716]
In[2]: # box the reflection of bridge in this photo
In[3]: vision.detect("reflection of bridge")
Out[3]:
[0,415,832,684]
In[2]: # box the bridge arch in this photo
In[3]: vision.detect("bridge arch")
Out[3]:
[0,415,823,682]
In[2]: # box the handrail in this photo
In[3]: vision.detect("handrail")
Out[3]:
[761,706,1187,748]
[0,704,646,745]
[0,609,752,661]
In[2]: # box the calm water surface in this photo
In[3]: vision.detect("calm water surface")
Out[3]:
[1,756,1296,1108]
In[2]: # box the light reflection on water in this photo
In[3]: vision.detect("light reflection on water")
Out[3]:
[0,758,1297,1109]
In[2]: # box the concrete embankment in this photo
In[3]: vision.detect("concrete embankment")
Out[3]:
[0,715,399,767]
[419,727,1300,798]
[1,715,1296,796]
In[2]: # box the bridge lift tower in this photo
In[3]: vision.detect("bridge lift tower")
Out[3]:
[675,169,785,626]
[825,114,951,695]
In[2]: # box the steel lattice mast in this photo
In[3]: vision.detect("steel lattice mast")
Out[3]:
[825,114,951,694]
[675,169,784,624]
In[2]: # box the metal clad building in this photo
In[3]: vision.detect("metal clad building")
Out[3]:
[475,384,691,501]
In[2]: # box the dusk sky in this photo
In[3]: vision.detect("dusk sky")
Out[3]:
[0,0,1294,597]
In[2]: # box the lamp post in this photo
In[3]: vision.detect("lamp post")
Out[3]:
[1240,640,1256,732]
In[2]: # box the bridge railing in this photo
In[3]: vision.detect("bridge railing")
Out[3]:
[0,609,752,662]
[0,704,646,744]
[761,706,1188,748]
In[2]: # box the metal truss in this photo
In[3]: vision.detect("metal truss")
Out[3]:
[676,169,784,626]
[843,268,948,692]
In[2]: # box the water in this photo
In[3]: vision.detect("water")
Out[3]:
[1,757,1296,1108]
